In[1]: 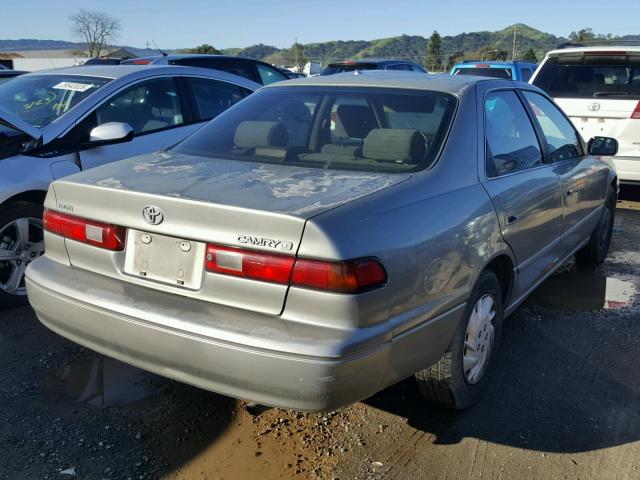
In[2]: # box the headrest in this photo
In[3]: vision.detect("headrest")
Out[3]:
[363,129,427,164]
[234,121,288,149]
[336,105,377,139]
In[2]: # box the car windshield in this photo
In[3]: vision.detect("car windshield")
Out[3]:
[453,67,513,79]
[533,54,640,99]
[0,74,111,128]
[321,63,378,75]
[174,86,457,173]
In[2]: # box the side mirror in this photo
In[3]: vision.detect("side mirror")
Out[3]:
[588,136,618,157]
[89,122,134,146]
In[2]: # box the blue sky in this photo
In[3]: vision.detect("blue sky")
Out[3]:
[5,0,639,49]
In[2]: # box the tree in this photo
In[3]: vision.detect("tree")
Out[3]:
[521,48,538,62]
[426,31,442,71]
[186,44,222,54]
[70,10,121,58]
[569,28,595,43]
[288,43,308,69]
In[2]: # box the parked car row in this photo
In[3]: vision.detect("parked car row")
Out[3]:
[17,63,618,412]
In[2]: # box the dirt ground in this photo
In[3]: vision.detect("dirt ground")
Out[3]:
[1,189,639,480]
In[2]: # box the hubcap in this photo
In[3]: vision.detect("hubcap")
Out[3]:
[463,294,496,384]
[0,217,44,296]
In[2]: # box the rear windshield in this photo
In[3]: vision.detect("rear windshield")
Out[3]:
[321,63,377,75]
[453,67,513,79]
[533,54,640,99]
[174,86,457,173]
[0,74,110,128]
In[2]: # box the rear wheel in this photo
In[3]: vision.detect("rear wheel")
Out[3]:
[415,270,504,409]
[0,202,45,308]
[575,185,616,265]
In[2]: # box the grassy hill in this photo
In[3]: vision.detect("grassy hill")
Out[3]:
[233,24,569,68]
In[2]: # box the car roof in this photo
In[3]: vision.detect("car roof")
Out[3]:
[17,64,261,89]
[152,54,270,63]
[546,45,640,56]
[328,58,418,65]
[22,64,158,79]
[264,71,497,94]
[454,61,536,66]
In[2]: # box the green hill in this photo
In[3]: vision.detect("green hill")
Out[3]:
[225,23,569,68]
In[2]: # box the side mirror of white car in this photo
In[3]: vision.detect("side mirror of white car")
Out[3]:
[89,122,134,145]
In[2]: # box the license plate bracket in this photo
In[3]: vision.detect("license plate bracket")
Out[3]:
[124,230,205,289]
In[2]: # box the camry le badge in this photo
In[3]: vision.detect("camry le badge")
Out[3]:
[143,205,164,225]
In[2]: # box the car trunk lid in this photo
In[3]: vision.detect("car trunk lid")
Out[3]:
[49,152,409,314]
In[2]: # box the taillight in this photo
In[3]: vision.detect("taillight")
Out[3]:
[631,101,640,119]
[43,209,126,251]
[204,243,387,293]
[205,244,295,284]
[291,258,386,293]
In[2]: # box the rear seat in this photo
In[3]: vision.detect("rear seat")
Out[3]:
[300,128,428,168]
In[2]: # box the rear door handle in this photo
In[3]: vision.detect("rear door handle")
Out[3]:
[566,188,575,196]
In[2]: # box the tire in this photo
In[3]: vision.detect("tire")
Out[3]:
[415,270,504,409]
[575,185,616,265]
[0,201,45,309]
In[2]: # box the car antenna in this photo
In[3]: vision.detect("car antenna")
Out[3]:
[152,40,168,57]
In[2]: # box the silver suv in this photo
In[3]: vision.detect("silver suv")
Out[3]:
[531,45,640,184]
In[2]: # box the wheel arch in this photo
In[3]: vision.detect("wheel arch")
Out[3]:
[483,253,515,306]
[1,190,48,208]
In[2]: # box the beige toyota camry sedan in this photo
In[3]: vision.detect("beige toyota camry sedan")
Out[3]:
[26,72,618,411]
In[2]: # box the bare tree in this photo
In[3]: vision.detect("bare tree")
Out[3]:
[70,10,121,58]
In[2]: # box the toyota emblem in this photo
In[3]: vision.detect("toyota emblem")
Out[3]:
[143,205,164,225]
[588,102,601,112]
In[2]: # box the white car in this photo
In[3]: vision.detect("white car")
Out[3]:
[0,65,259,307]
[531,45,640,184]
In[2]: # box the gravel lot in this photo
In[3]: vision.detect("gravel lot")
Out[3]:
[1,189,639,480]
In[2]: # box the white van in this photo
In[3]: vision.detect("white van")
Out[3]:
[531,46,640,184]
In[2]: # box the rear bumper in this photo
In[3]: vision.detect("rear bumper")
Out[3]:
[26,257,461,411]
[612,156,640,184]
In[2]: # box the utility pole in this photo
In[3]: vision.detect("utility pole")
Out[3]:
[146,41,151,55]
[294,37,299,69]
[512,25,518,61]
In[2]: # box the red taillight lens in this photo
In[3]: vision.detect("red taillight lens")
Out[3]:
[205,244,295,284]
[129,59,151,65]
[204,243,387,293]
[43,209,126,251]
[291,258,387,293]
[631,101,640,119]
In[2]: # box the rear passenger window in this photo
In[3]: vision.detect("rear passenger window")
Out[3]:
[188,77,245,121]
[522,91,583,162]
[96,77,184,135]
[256,63,287,85]
[175,58,255,82]
[485,91,543,177]
[387,64,412,71]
